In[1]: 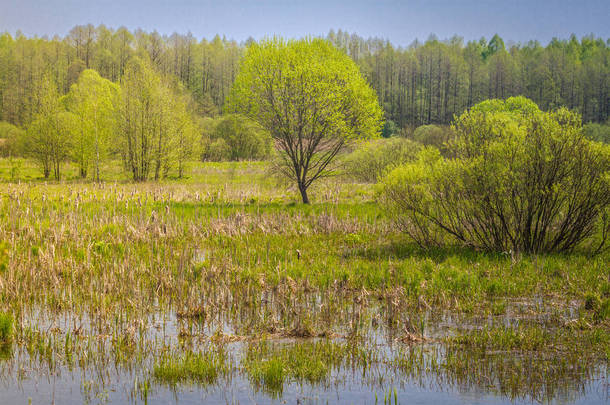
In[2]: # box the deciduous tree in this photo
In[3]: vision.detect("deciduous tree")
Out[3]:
[23,75,77,180]
[64,69,119,180]
[228,38,383,203]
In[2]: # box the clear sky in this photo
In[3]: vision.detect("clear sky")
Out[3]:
[1,0,608,45]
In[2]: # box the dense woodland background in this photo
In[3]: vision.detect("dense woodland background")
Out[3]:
[0,26,608,130]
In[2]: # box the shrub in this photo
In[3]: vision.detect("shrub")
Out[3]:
[207,138,231,161]
[381,120,399,138]
[379,97,610,253]
[411,124,454,153]
[202,114,272,161]
[344,137,421,183]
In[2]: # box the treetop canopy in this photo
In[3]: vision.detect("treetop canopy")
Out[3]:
[228,37,383,142]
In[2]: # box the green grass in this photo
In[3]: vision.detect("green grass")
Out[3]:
[600,299,610,318]
[0,312,13,343]
[0,159,606,316]
[448,324,609,354]
[245,357,286,395]
[153,349,229,386]
[242,340,365,396]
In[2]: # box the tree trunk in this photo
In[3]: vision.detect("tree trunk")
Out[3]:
[94,107,100,182]
[54,161,60,181]
[95,141,100,182]
[298,183,310,204]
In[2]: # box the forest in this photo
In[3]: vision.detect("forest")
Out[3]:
[0,26,608,182]
[0,26,608,128]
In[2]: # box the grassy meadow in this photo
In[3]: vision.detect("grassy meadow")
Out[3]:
[0,158,608,404]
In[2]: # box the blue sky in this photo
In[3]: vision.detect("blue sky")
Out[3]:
[1,0,608,45]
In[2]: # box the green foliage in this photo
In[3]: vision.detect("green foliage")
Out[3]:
[170,84,199,178]
[63,69,120,180]
[22,75,79,180]
[379,97,610,253]
[1,28,608,184]
[381,120,399,138]
[344,137,421,183]
[1,27,608,134]
[202,114,271,161]
[118,58,197,180]
[482,34,506,60]
[153,350,228,386]
[117,58,162,181]
[0,122,23,158]
[0,123,25,180]
[411,124,454,152]
[0,312,13,343]
[584,122,610,144]
[228,37,383,203]
[206,138,231,161]
[330,32,608,126]
[26,111,80,180]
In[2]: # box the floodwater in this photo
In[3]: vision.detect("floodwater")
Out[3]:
[1,371,605,405]
[0,296,607,405]
[1,351,607,404]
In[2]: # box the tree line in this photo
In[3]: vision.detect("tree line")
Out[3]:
[2,60,199,181]
[0,25,239,127]
[0,55,277,181]
[0,26,608,132]
[328,30,609,128]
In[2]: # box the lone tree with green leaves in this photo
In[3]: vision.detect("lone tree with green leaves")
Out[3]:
[228,38,383,203]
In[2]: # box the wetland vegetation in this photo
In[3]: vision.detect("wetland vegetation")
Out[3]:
[0,159,607,404]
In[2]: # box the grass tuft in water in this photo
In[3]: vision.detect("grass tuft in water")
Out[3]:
[243,340,352,396]
[0,312,13,343]
[153,349,229,386]
[247,357,286,395]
